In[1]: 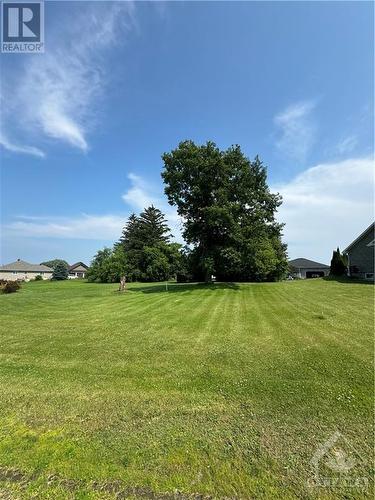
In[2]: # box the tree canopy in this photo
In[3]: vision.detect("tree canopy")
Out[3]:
[162,140,288,281]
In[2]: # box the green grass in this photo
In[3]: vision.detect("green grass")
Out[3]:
[0,279,373,499]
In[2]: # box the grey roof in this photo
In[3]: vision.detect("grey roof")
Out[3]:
[289,258,329,269]
[0,259,53,272]
[343,222,375,253]
[69,262,89,271]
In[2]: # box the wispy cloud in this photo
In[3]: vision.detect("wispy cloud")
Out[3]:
[335,135,358,155]
[4,172,184,242]
[274,100,316,163]
[274,157,374,262]
[4,214,126,240]
[1,2,136,157]
[0,133,45,158]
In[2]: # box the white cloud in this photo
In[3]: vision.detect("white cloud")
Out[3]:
[274,157,374,263]
[0,133,45,158]
[4,172,184,243]
[335,135,358,155]
[5,214,126,240]
[122,173,156,210]
[1,2,135,156]
[274,100,316,162]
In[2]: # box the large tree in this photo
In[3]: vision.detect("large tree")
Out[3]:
[87,247,127,283]
[162,140,288,281]
[117,206,176,282]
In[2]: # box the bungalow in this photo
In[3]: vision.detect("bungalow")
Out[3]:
[68,262,89,279]
[0,259,53,281]
[343,222,374,281]
[289,258,330,279]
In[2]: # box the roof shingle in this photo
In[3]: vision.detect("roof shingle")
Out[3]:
[0,260,53,272]
[289,258,329,269]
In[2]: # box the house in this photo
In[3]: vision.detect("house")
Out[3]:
[68,262,89,279]
[343,222,374,280]
[289,258,330,279]
[0,259,53,281]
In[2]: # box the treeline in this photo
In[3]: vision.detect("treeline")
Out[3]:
[88,140,288,283]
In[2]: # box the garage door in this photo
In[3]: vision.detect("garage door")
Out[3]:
[306,271,325,278]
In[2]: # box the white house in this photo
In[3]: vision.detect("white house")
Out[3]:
[68,262,89,279]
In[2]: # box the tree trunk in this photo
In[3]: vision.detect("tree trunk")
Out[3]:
[119,275,127,292]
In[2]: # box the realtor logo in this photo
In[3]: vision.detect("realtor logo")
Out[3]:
[1,1,44,52]
[308,431,368,490]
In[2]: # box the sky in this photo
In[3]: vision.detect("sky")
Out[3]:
[0,0,374,266]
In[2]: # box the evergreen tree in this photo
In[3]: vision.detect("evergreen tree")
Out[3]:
[116,206,182,282]
[329,247,347,276]
[119,213,143,251]
[162,140,288,281]
[52,261,69,280]
[138,206,171,247]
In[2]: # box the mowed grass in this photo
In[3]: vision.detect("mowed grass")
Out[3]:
[0,279,373,499]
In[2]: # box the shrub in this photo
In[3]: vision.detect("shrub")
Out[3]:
[34,275,43,281]
[1,281,21,294]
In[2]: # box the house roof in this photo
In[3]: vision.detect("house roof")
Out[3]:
[69,262,89,271]
[289,258,329,269]
[0,259,53,272]
[343,222,375,253]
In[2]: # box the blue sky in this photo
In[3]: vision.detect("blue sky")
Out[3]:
[1,1,373,265]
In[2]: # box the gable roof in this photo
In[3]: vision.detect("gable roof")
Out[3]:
[0,259,53,272]
[343,222,375,253]
[69,262,89,271]
[289,258,329,269]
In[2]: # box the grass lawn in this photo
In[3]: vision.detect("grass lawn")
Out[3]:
[0,279,373,499]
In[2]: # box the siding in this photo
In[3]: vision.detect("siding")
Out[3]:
[347,227,374,279]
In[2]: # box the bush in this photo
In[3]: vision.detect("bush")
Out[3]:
[1,281,21,294]
[34,275,43,281]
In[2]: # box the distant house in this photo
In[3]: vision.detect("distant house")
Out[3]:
[68,262,89,279]
[289,258,330,279]
[343,222,374,281]
[0,259,53,281]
